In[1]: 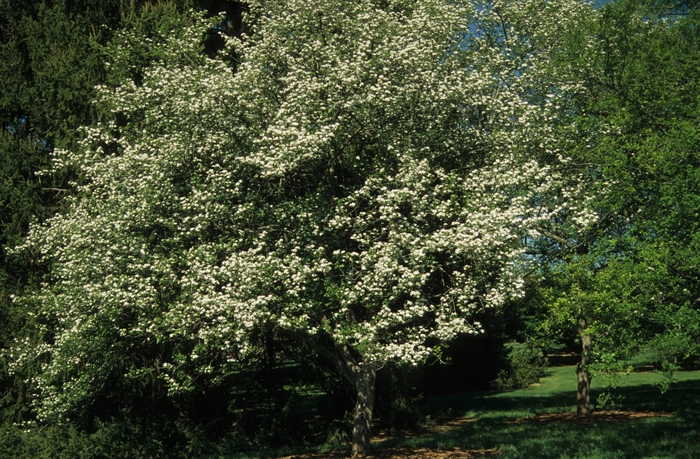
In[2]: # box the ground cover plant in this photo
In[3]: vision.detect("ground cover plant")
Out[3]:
[230,366,700,459]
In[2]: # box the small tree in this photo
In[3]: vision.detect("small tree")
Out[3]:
[531,0,700,415]
[11,0,591,454]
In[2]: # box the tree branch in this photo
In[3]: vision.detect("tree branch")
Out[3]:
[284,328,358,385]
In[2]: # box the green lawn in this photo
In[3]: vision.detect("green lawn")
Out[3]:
[392,366,700,459]
[226,366,700,458]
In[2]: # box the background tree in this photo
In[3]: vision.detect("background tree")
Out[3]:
[530,0,700,415]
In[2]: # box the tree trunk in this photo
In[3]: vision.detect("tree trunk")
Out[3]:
[293,334,378,457]
[351,364,376,458]
[576,317,592,416]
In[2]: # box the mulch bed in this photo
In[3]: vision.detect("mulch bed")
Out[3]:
[277,447,500,458]
[508,410,675,424]
[372,417,478,443]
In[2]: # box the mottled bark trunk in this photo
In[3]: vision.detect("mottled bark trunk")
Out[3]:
[576,317,592,416]
[351,364,376,458]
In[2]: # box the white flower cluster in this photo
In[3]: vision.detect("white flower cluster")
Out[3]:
[9,0,599,422]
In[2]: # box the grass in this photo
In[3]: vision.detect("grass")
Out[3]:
[221,366,700,458]
[392,366,700,458]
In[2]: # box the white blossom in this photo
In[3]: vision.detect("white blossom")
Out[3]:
[9,0,598,422]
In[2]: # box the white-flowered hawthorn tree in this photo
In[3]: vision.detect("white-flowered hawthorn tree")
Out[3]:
[10,0,594,454]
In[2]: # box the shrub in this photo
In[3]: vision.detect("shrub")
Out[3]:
[491,343,548,390]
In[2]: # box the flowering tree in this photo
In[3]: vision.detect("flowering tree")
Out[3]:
[11,0,592,454]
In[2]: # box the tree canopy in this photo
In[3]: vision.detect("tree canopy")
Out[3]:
[528,0,700,413]
[8,0,599,454]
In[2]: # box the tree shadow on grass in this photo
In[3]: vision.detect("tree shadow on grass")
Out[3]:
[386,378,700,459]
[426,390,575,421]
[250,379,700,459]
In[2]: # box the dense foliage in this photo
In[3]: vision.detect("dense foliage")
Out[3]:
[526,0,700,413]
